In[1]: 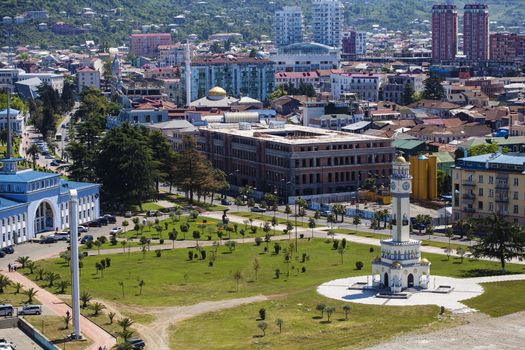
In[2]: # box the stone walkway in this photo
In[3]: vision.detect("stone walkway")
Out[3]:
[317,273,525,312]
[0,270,116,350]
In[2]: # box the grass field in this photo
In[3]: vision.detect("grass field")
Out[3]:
[231,211,310,228]
[80,239,154,251]
[330,228,465,251]
[169,289,457,350]
[0,283,36,306]
[24,315,92,350]
[121,216,277,241]
[29,239,525,308]
[463,280,525,317]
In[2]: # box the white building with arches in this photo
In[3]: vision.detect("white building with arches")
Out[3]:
[371,154,430,293]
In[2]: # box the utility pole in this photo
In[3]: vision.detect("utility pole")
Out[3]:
[68,189,82,339]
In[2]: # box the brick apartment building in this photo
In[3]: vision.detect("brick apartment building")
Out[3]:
[432,3,458,63]
[490,32,525,62]
[130,33,172,58]
[463,4,489,62]
[197,124,394,200]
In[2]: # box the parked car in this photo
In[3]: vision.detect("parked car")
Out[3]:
[110,227,123,235]
[50,160,60,166]
[40,236,57,244]
[45,154,54,159]
[126,338,145,349]
[97,217,109,226]
[0,250,5,258]
[319,210,332,217]
[146,210,158,217]
[17,304,42,315]
[250,206,266,213]
[78,225,89,233]
[124,211,133,218]
[103,214,117,224]
[0,305,14,317]
[80,235,94,244]
[1,246,14,254]
[53,232,69,241]
[87,220,102,227]
[221,199,232,205]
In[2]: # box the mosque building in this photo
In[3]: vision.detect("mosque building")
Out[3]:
[0,105,100,248]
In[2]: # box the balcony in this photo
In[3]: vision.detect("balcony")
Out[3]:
[463,207,476,213]
[496,197,509,203]
[462,193,476,200]
[496,183,509,190]
[463,180,476,187]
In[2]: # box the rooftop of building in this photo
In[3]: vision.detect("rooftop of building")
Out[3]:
[130,33,172,38]
[59,179,99,194]
[457,153,525,172]
[0,169,59,183]
[0,197,28,210]
[192,54,272,65]
[202,124,390,145]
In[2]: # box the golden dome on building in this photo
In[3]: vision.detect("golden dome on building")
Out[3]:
[208,86,227,97]
[419,257,431,265]
[395,155,407,164]
[391,261,402,269]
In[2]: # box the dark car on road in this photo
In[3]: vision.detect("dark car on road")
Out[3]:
[126,338,145,349]
[0,250,5,258]
[104,214,117,224]
[1,246,14,254]
[40,236,57,244]
[221,198,232,205]
[250,206,266,213]
[87,220,102,227]
[97,217,109,226]
[80,235,94,244]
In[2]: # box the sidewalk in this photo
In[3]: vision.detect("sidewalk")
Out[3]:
[0,270,116,350]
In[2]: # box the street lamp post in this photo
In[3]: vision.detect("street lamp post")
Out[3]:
[294,199,298,252]
[68,189,81,339]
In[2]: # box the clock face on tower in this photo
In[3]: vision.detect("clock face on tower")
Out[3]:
[391,182,396,190]
[402,181,410,191]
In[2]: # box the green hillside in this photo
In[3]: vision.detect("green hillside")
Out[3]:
[0,0,523,48]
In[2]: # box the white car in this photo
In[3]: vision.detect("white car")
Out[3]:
[78,225,89,233]
[17,304,42,315]
[110,227,123,234]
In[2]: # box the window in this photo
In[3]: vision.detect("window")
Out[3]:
[478,201,483,210]
[489,176,494,184]
[478,175,483,183]
[514,205,519,214]
[514,178,519,186]
[514,192,519,200]
[489,189,494,198]
[478,188,483,196]
[489,202,494,211]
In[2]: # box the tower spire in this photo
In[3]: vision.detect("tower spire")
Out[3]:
[6,91,12,159]
[185,40,192,107]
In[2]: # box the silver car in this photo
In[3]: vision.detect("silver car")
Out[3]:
[17,304,42,315]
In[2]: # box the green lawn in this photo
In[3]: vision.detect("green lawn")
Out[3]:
[232,211,310,228]
[463,280,525,317]
[0,283,38,306]
[80,239,155,251]
[132,202,165,212]
[330,228,465,251]
[121,216,275,241]
[29,239,525,308]
[25,315,92,350]
[169,289,457,350]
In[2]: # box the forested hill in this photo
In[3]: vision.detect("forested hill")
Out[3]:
[1,0,523,48]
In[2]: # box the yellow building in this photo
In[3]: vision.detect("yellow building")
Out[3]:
[452,153,525,226]
[409,154,438,201]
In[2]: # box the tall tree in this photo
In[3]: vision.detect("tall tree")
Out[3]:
[422,73,445,100]
[148,129,174,193]
[402,83,415,105]
[471,215,525,273]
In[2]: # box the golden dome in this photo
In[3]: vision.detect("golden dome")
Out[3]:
[419,258,431,265]
[372,256,381,263]
[395,155,407,164]
[391,261,402,269]
[208,86,227,97]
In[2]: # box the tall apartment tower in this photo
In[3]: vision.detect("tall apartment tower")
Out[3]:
[463,4,489,62]
[312,0,343,48]
[431,2,458,63]
[275,6,303,47]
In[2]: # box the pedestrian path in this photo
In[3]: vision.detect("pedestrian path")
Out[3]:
[0,270,116,350]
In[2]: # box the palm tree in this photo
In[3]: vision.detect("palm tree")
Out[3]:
[94,240,102,255]
[275,318,284,333]
[36,267,45,280]
[342,305,351,320]
[63,313,71,329]
[118,281,125,297]
[0,275,11,293]
[253,257,260,281]
[121,240,127,253]
[13,282,23,294]
[257,321,268,337]
[337,244,345,264]
[80,291,92,308]
[138,280,145,295]
[117,329,134,343]
[16,256,31,269]
[45,272,61,287]
[91,302,105,316]
[108,312,116,324]
[118,318,134,331]
[308,217,316,238]
[27,144,40,170]
[57,280,70,294]
[325,306,336,322]
[26,261,36,274]
[25,288,38,303]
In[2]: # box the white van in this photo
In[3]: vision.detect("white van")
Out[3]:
[0,304,14,316]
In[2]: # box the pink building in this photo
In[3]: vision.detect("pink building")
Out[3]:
[463,4,489,62]
[432,3,458,63]
[130,33,172,58]
[76,66,100,93]
[490,32,525,62]
[275,71,320,89]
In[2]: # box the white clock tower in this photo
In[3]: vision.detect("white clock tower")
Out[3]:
[371,154,431,293]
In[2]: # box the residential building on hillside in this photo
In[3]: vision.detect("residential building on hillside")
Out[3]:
[275,71,320,89]
[130,33,172,58]
[274,6,303,47]
[76,66,100,93]
[0,109,25,135]
[0,68,24,92]
[432,3,458,63]
[312,0,343,48]
[19,72,64,93]
[452,153,525,225]
[158,44,185,67]
[331,73,386,101]
[383,74,425,105]
[270,42,340,72]
[463,4,489,62]
[181,55,274,105]
[490,33,525,62]
[341,30,366,59]
[197,124,394,200]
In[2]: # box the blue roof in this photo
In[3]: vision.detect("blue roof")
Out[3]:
[0,109,20,116]
[0,169,59,183]
[460,153,525,166]
[59,180,99,194]
[0,197,26,210]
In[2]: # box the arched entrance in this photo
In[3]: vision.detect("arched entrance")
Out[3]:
[407,273,414,288]
[34,201,54,233]
[383,272,389,289]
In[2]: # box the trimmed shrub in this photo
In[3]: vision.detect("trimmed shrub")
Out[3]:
[355,261,364,270]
